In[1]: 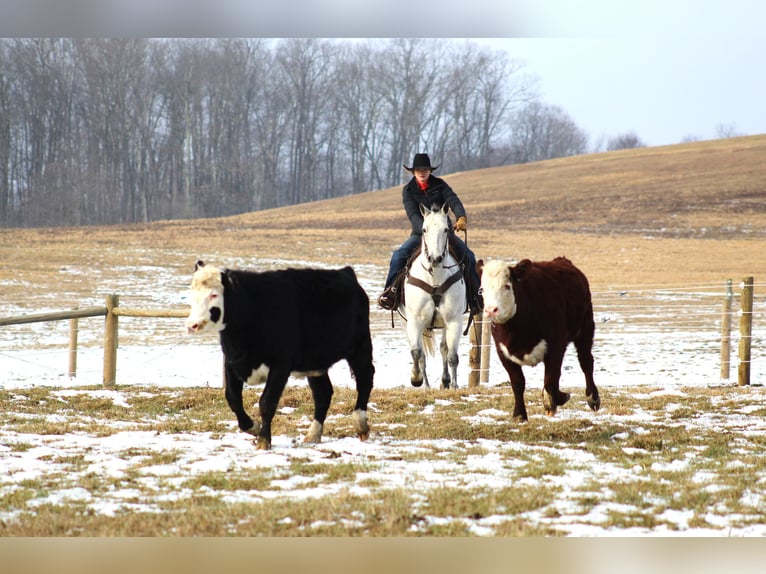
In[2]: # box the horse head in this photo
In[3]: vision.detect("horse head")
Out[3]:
[420,203,451,268]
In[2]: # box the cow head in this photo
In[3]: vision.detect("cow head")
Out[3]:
[478,258,527,323]
[185,260,226,334]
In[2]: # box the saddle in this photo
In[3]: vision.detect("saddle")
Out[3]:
[390,235,474,313]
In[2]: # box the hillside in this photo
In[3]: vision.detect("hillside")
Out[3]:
[3,134,766,294]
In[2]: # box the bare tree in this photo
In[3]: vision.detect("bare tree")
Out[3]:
[606,131,646,151]
[0,37,567,227]
[714,123,743,139]
[508,101,588,163]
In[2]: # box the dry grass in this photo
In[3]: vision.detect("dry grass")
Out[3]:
[3,135,766,302]
[1,384,765,536]
[2,136,766,537]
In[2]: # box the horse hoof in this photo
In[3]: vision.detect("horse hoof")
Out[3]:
[411,378,423,387]
[587,393,601,412]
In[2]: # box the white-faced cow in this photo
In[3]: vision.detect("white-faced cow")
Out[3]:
[478,257,600,421]
[185,261,374,450]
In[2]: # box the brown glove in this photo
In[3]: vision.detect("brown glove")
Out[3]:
[455,216,467,232]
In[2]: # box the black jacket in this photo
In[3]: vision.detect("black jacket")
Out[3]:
[402,175,467,236]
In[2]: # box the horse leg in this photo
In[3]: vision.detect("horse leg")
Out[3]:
[439,333,451,389]
[410,346,429,388]
[406,320,429,388]
[444,318,462,390]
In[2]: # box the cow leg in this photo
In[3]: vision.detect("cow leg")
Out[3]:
[347,350,373,441]
[575,324,600,412]
[305,374,333,444]
[224,363,258,436]
[510,364,528,422]
[542,353,570,417]
[256,368,290,450]
[500,359,528,422]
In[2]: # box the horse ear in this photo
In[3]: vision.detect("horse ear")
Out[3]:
[194,260,205,271]
[419,203,429,217]
[441,203,449,214]
[476,259,484,277]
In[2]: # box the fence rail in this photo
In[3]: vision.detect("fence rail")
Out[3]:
[1,295,189,388]
[0,278,760,388]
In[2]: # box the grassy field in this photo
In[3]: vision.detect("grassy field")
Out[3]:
[1,383,765,536]
[3,134,766,301]
[1,135,766,537]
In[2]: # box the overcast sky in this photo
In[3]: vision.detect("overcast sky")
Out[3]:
[3,0,765,148]
[470,35,766,147]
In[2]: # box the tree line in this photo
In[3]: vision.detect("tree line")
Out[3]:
[0,38,591,228]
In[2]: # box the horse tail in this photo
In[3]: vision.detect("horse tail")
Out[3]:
[422,329,436,356]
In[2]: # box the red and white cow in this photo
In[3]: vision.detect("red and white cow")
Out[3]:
[478,257,600,421]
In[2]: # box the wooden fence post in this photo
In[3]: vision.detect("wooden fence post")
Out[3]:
[68,315,78,378]
[103,294,119,388]
[720,279,732,380]
[480,317,491,384]
[468,313,482,387]
[738,277,754,387]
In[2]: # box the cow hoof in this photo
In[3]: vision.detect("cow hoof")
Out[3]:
[303,420,323,444]
[353,410,370,440]
[255,437,271,450]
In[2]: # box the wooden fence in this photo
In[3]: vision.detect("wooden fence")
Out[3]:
[0,278,757,388]
[0,295,186,388]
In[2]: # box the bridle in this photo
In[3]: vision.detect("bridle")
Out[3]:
[406,226,466,328]
[421,225,463,275]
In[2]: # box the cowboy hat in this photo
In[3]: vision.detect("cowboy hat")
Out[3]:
[403,153,440,172]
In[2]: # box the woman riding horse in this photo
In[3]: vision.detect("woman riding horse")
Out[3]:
[377,153,483,315]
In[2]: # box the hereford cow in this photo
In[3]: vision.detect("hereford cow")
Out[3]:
[478,257,600,421]
[185,261,374,450]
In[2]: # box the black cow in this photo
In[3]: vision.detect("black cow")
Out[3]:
[186,261,374,450]
[478,257,600,421]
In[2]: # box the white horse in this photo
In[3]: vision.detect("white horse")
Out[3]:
[401,203,467,389]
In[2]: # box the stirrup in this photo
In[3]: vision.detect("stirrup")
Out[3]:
[377,287,397,310]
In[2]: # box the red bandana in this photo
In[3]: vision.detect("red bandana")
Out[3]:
[417,179,428,192]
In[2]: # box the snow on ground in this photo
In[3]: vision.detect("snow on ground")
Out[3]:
[1,259,765,536]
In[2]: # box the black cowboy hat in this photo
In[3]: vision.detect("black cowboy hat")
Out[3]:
[403,153,440,172]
